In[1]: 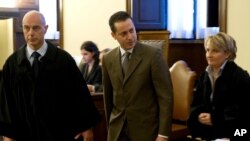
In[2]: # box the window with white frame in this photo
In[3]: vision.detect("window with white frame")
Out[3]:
[167,0,219,39]
[39,0,59,40]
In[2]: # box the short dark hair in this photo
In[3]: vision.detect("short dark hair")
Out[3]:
[109,11,132,33]
[80,41,100,64]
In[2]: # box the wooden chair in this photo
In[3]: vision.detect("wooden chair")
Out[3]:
[139,40,166,52]
[137,31,170,62]
[169,60,197,140]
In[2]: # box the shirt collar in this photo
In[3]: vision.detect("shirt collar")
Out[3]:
[206,60,228,75]
[27,41,48,59]
[120,46,134,56]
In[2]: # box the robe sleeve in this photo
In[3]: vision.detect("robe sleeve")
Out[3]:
[0,66,16,139]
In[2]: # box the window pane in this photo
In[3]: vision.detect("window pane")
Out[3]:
[167,0,194,39]
[196,0,207,39]
[39,0,58,39]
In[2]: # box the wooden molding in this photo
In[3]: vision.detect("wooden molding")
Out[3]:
[58,0,64,49]
[126,0,227,33]
[219,0,227,33]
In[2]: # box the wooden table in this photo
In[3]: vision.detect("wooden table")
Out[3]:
[91,92,107,141]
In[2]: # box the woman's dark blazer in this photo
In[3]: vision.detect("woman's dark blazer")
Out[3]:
[80,62,103,92]
[187,61,250,140]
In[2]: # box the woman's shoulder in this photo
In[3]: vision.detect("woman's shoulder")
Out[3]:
[226,61,249,76]
[93,63,102,71]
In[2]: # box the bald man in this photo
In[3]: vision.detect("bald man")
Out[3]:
[0,10,100,141]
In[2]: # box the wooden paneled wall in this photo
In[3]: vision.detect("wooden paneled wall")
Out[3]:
[137,31,207,79]
[168,40,207,79]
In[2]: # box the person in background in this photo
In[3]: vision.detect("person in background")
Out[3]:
[102,11,173,141]
[0,10,100,141]
[99,48,111,66]
[187,32,250,141]
[79,41,103,92]
[0,70,2,80]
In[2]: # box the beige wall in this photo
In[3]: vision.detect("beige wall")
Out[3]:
[63,1,250,72]
[63,0,126,57]
[1,1,249,72]
[0,19,14,69]
[228,0,250,72]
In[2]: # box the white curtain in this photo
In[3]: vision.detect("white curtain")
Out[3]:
[167,0,208,39]
[39,0,59,39]
[196,0,207,39]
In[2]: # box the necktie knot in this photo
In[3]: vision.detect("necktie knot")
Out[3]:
[122,52,131,76]
[32,52,41,60]
[124,52,130,59]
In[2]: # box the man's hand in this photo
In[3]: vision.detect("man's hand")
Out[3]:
[155,136,168,141]
[74,128,94,141]
[87,85,95,92]
[3,136,15,141]
[198,112,212,126]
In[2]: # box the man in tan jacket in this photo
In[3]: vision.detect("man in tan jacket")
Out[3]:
[102,11,173,141]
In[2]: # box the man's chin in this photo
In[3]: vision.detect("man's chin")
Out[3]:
[28,42,39,49]
[127,43,136,49]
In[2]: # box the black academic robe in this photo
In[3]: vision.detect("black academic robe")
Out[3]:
[0,42,100,141]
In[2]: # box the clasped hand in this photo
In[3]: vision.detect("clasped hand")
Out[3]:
[198,113,213,126]
[74,128,93,141]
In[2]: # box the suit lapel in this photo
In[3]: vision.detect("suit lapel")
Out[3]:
[113,48,123,84]
[83,65,89,80]
[123,43,142,84]
[86,63,98,81]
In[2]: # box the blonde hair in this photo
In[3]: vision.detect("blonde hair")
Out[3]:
[204,32,237,61]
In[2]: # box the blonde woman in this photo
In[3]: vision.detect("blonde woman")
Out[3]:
[187,32,250,140]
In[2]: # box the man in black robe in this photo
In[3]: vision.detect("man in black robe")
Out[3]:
[0,10,100,141]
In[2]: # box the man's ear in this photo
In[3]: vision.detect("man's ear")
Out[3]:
[111,32,116,40]
[44,25,49,33]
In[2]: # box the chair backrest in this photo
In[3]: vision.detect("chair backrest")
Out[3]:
[170,60,196,121]
[137,31,170,62]
[139,40,165,51]
[139,40,166,61]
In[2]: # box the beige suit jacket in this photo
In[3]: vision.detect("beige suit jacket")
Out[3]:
[102,42,173,141]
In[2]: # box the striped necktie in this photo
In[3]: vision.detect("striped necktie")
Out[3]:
[122,52,130,76]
